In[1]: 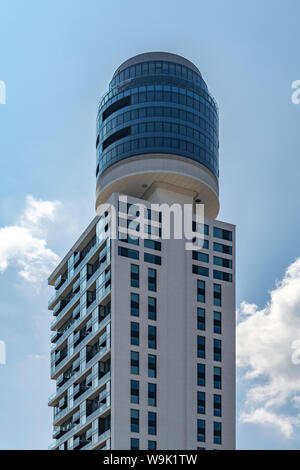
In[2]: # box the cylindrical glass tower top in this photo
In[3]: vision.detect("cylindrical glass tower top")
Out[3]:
[96,52,219,182]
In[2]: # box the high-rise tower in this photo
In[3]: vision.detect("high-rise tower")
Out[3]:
[48,52,235,450]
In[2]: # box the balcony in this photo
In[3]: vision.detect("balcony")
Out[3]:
[54,272,67,291]
[53,371,111,425]
[48,235,107,308]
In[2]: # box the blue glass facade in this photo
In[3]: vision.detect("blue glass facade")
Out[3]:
[96,58,219,181]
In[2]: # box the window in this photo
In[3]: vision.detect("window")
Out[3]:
[145,224,161,238]
[118,233,139,246]
[214,339,222,362]
[194,239,209,250]
[214,422,222,445]
[148,325,157,349]
[130,264,139,288]
[130,438,139,450]
[119,216,139,232]
[145,208,161,223]
[118,246,139,260]
[213,227,232,241]
[148,354,157,378]
[148,268,157,292]
[213,242,232,255]
[148,383,157,406]
[148,297,157,321]
[148,412,157,435]
[130,322,139,346]
[213,284,221,306]
[213,256,232,269]
[148,440,157,450]
[197,280,205,303]
[214,311,221,334]
[103,95,131,121]
[197,336,205,359]
[130,409,139,433]
[193,222,209,235]
[197,419,205,442]
[102,126,131,151]
[197,308,205,331]
[193,265,209,277]
[130,293,139,317]
[197,363,205,386]
[144,239,161,251]
[197,391,205,414]
[213,270,232,282]
[214,367,222,389]
[192,251,209,263]
[144,253,161,265]
[131,351,139,375]
[214,394,222,417]
[130,380,139,404]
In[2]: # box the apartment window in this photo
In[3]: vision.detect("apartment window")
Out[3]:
[145,224,161,238]
[213,256,232,269]
[148,297,157,321]
[118,233,139,246]
[197,280,205,303]
[214,270,232,282]
[119,216,139,232]
[193,265,209,277]
[148,440,157,450]
[197,336,206,359]
[130,293,139,317]
[192,251,209,263]
[148,325,157,349]
[214,339,222,362]
[130,380,139,404]
[130,322,139,346]
[197,419,205,442]
[213,227,232,241]
[144,239,161,251]
[214,394,222,417]
[130,438,139,450]
[214,311,222,334]
[193,222,209,235]
[194,239,209,250]
[144,253,161,265]
[197,308,205,331]
[148,354,157,378]
[148,412,157,435]
[118,246,139,260]
[148,268,157,292]
[213,284,222,306]
[130,351,139,375]
[213,242,232,255]
[197,363,205,386]
[214,367,222,389]
[145,207,161,223]
[197,391,206,414]
[130,409,139,433]
[148,383,157,406]
[130,264,139,288]
[214,422,222,445]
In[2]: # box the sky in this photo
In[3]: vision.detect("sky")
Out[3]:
[0,0,300,450]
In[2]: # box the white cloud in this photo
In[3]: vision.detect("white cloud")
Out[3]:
[237,257,300,438]
[0,196,61,283]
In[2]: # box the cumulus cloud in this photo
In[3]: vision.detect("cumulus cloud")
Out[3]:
[0,195,60,283]
[237,257,300,438]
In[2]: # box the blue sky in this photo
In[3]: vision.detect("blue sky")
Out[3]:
[0,0,300,449]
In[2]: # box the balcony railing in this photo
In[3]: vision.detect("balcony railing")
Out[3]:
[53,371,111,424]
[48,333,111,405]
[48,235,110,308]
